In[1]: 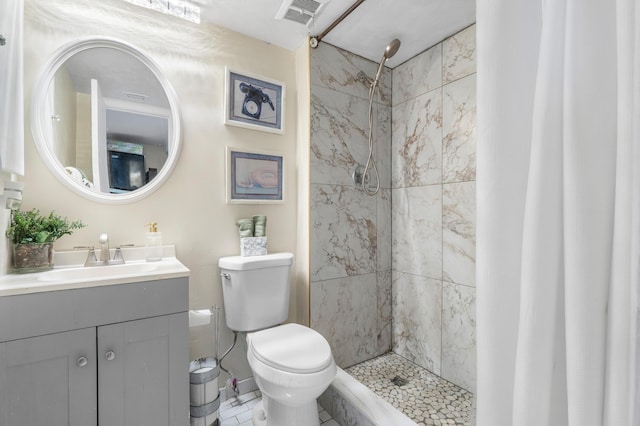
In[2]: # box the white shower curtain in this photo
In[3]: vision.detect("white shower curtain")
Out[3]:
[476,0,639,425]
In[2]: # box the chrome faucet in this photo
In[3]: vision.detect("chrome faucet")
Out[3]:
[76,234,128,266]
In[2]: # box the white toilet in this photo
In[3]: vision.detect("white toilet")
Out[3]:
[218,252,336,426]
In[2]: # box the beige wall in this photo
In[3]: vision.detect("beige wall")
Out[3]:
[294,41,311,326]
[18,0,309,381]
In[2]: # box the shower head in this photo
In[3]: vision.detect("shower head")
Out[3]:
[373,38,401,85]
[384,39,401,59]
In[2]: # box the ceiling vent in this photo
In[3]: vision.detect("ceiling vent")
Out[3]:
[275,0,330,27]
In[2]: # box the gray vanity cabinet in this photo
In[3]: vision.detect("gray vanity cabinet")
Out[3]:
[0,277,189,426]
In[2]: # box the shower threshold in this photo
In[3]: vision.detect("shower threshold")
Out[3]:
[320,367,417,426]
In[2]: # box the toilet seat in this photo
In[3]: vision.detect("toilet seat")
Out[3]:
[249,324,332,374]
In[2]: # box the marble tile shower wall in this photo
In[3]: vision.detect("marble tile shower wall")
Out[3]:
[309,43,393,368]
[309,24,476,393]
[391,25,476,392]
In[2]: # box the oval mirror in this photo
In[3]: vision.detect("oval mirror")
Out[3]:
[31,37,182,204]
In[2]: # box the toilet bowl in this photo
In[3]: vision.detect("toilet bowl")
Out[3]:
[246,323,336,426]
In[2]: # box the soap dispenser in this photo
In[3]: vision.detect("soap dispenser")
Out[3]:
[145,222,162,262]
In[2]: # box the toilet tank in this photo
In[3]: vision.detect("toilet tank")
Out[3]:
[218,252,293,332]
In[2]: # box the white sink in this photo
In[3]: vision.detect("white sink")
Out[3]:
[37,261,163,282]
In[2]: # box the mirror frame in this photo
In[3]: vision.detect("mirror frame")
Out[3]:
[31,36,182,204]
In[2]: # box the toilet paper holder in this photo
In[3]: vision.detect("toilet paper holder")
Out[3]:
[189,305,221,361]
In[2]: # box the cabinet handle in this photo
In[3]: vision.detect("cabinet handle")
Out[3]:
[77,356,88,367]
[105,350,116,361]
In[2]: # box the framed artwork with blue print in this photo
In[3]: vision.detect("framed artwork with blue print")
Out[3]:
[225,146,284,204]
[224,67,285,134]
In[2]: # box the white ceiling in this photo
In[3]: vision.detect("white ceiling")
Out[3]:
[199,0,475,68]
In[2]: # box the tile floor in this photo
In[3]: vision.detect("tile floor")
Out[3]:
[219,390,340,426]
[345,352,473,426]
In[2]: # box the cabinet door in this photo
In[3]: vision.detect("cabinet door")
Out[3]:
[98,312,189,426]
[0,328,97,426]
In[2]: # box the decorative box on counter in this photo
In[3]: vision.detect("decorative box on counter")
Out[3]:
[240,237,267,257]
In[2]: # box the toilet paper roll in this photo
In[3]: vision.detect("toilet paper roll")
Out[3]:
[189,309,212,327]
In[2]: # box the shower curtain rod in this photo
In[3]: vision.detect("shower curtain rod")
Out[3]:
[309,0,366,48]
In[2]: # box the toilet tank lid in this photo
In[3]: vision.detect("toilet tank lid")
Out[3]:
[218,252,293,270]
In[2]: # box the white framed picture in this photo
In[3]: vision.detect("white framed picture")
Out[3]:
[225,146,284,204]
[224,67,285,134]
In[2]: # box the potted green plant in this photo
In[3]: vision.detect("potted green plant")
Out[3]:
[6,209,86,273]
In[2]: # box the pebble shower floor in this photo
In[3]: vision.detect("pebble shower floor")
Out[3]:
[345,352,473,425]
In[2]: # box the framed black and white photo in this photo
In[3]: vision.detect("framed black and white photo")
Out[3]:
[226,146,284,204]
[224,67,285,134]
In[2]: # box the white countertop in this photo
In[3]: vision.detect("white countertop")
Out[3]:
[0,245,190,297]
